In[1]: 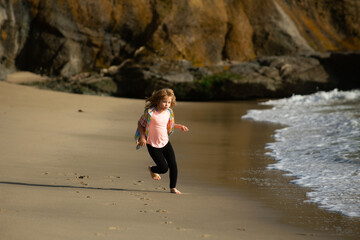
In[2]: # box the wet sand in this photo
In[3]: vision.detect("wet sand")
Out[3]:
[0,73,359,239]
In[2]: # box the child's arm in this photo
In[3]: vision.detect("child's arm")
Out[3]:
[137,122,147,147]
[174,123,189,132]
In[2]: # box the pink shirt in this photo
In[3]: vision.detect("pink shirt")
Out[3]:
[147,109,170,148]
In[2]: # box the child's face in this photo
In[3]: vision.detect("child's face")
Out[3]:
[157,96,172,111]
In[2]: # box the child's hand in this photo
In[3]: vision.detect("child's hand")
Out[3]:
[139,137,147,147]
[179,125,189,132]
[174,124,189,132]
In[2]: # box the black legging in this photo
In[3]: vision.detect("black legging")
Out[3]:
[147,142,178,189]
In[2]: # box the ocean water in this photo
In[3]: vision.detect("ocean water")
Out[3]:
[242,89,360,218]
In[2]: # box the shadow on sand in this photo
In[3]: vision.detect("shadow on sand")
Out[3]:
[0,181,167,194]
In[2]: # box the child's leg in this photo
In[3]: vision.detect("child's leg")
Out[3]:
[146,144,169,174]
[162,142,178,189]
[146,143,180,194]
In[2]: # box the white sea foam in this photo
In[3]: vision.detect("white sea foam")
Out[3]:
[242,89,360,217]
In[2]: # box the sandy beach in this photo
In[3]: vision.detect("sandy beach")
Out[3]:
[1,73,359,240]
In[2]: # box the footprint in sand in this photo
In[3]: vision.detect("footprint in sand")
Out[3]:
[78,175,89,179]
[139,197,151,201]
[156,209,167,213]
[109,176,121,179]
[79,181,88,186]
[133,180,144,185]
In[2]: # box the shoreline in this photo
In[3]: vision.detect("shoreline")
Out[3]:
[173,101,360,239]
[1,75,359,239]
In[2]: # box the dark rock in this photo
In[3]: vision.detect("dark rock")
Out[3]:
[106,52,359,100]
[317,52,360,90]
[24,51,360,101]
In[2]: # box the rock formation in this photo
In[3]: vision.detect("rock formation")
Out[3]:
[1,0,359,99]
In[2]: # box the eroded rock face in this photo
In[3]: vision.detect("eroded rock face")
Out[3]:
[1,0,359,99]
[1,0,359,77]
[0,0,30,79]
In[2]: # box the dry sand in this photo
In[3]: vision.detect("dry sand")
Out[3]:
[1,72,358,240]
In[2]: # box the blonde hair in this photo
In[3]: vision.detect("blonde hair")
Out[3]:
[145,88,176,109]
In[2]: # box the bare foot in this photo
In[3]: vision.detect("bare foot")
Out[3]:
[148,166,161,180]
[170,188,181,194]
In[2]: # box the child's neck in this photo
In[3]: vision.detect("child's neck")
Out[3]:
[156,107,167,113]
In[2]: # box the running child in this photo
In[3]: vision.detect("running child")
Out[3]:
[135,88,189,194]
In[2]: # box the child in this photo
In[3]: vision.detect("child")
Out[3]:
[135,88,189,194]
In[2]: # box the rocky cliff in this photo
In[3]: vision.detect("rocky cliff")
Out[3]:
[1,0,360,99]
